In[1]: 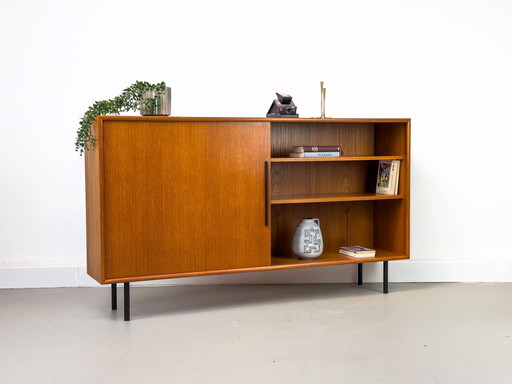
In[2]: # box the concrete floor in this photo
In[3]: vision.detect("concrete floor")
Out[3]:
[1,283,511,384]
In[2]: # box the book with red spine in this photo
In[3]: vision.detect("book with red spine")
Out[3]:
[289,152,341,158]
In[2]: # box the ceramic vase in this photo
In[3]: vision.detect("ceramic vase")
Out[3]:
[291,218,323,260]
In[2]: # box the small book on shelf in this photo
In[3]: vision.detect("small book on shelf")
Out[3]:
[339,246,376,258]
[393,160,400,194]
[293,145,343,154]
[289,151,340,158]
[376,159,400,195]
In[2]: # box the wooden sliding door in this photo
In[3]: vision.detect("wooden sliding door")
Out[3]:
[99,119,270,281]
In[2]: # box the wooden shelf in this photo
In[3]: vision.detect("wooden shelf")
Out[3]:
[271,156,405,163]
[271,192,403,204]
[271,250,408,269]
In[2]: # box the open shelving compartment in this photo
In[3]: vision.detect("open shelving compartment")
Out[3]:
[269,119,410,269]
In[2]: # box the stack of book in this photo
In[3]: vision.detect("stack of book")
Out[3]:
[339,246,376,258]
[289,145,342,158]
[376,159,400,195]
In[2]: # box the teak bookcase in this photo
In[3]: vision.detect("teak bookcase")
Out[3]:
[85,116,410,320]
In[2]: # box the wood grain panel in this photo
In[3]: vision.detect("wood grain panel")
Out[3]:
[84,122,103,282]
[373,121,410,256]
[85,117,410,284]
[374,122,408,156]
[271,122,375,157]
[272,161,373,198]
[102,249,409,283]
[271,202,374,257]
[374,200,407,254]
[102,120,270,280]
[271,193,404,204]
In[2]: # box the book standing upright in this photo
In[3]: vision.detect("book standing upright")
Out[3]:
[376,159,400,195]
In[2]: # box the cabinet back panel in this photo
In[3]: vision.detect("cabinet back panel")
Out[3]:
[374,123,409,157]
[271,202,374,256]
[374,200,408,255]
[271,123,375,157]
[271,161,375,198]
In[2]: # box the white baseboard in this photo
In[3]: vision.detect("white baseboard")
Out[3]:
[1,260,512,289]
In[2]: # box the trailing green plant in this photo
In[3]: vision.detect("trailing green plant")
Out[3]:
[75,81,166,155]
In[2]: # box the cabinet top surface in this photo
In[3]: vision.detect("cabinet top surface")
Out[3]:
[97,116,411,124]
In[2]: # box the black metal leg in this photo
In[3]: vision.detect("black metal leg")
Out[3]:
[383,261,389,294]
[111,283,117,310]
[124,282,130,321]
[357,263,363,285]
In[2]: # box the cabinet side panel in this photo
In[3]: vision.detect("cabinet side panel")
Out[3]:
[102,121,271,280]
[85,122,104,283]
[374,121,410,256]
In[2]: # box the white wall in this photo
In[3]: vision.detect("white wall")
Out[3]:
[1,0,512,287]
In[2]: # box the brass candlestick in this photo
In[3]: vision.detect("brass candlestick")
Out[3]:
[320,81,326,118]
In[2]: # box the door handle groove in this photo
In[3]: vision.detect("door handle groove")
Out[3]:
[264,161,269,226]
